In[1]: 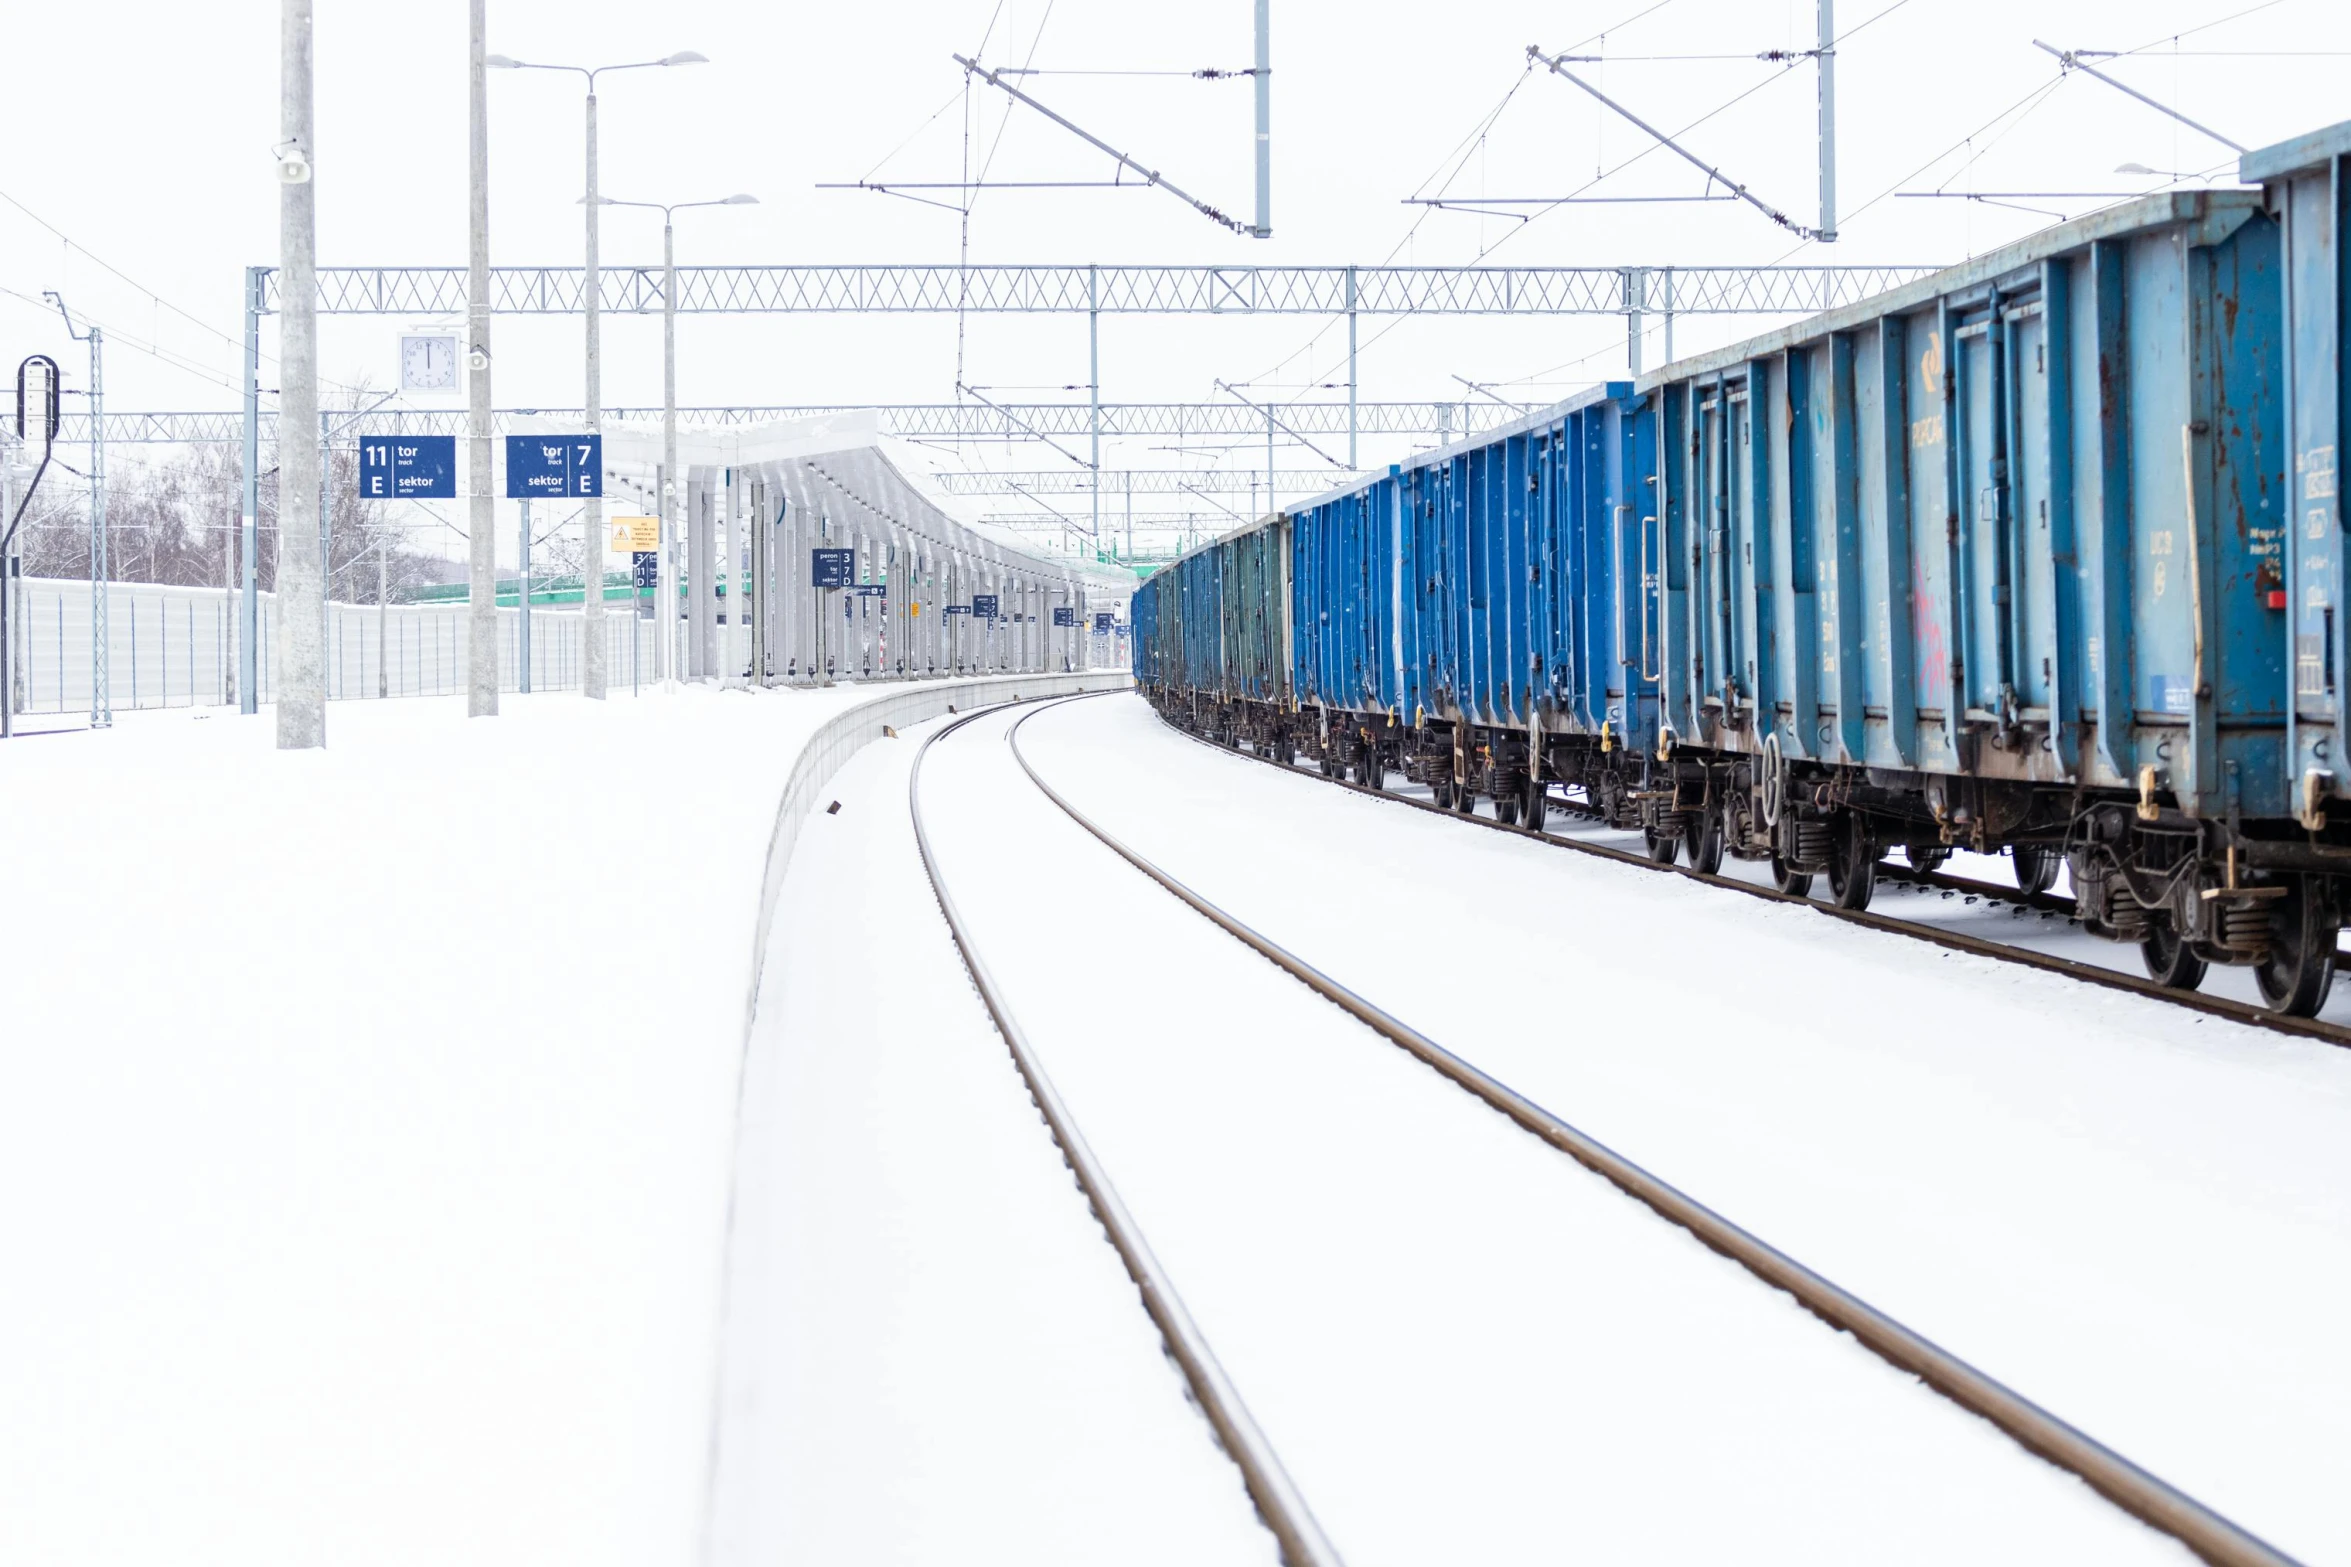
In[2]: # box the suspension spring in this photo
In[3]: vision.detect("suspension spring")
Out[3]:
[2217,902,2274,958]
[1790,820,1835,870]
[2106,884,2150,943]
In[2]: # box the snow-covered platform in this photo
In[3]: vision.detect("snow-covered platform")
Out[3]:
[0,676,1117,1567]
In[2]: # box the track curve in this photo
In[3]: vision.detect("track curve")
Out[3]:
[909,699,1344,1567]
[1019,692,2302,1567]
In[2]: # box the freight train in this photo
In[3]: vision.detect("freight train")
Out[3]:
[1134,118,2351,1016]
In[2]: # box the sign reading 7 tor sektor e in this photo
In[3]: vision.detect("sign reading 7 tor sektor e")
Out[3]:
[504,434,602,498]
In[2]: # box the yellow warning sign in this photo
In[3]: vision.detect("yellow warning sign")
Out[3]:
[609,515,660,552]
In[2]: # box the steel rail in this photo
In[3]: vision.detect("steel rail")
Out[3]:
[1165,709,2351,1053]
[907,700,1343,1567]
[1048,697,2304,1567]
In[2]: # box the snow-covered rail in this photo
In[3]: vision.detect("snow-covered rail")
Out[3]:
[907,700,1342,1567]
[1039,694,2298,1567]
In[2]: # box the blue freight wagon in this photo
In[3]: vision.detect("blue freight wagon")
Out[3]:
[1136,125,2351,1015]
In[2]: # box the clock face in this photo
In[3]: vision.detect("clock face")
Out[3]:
[399,334,458,392]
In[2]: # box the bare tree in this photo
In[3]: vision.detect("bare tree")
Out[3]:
[18,426,443,603]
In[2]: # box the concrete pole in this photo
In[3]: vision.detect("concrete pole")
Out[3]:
[519,497,532,690]
[87,327,109,727]
[1266,403,1275,520]
[240,266,261,714]
[1817,0,1838,244]
[1253,0,1271,238]
[0,438,11,733]
[1346,265,1358,469]
[466,0,499,716]
[1624,267,1646,376]
[222,510,236,708]
[1089,265,1100,551]
[661,216,678,686]
[750,476,767,684]
[376,536,388,698]
[580,87,607,699]
[719,468,739,687]
[276,0,325,748]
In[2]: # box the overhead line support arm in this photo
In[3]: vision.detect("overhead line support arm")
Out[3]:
[1213,380,1351,471]
[953,54,1251,236]
[2029,40,2246,154]
[1526,44,1826,242]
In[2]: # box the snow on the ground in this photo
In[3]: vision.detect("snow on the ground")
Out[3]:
[0,683,1028,1567]
[1014,694,2351,1565]
[707,711,1276,1565]
[910,698,2187,1566]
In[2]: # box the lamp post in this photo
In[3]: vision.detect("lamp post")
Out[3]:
[595,193,756,687]
[487,47,704,701]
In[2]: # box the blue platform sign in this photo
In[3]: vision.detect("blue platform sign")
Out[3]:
[972,593,1000,619]
[1093,611,1113,632]
[1052,605,1076,627]
[358,434,456,499]
[943,603,973,616]
[854,583,888,598]
[504,434,602,498]
[811,548,854,588]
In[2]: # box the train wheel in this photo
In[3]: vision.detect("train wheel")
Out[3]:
[2012,844,2060,897]
[1684,811,1725,876]
[2256,881,2338,1017]
[2140,923,2208,992]
[1771,853,1814,898]
[1644,825,1680,864]
[1453,781,1478,815]
[1495,792,1521,826]
[1523,776,1549,831]
[1825,815,1877,912]
[1905,844,1951,874]
[1432,775,1454,809]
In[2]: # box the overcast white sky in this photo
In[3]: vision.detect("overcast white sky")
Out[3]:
[6,0,2348,547]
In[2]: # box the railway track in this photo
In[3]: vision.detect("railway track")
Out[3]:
[909,701,1344,1567]
[993,692,2302,1567]
[1157,711,2351,1054]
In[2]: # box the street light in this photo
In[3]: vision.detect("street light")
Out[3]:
[487,48,705,701]
[594,193,757,688]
